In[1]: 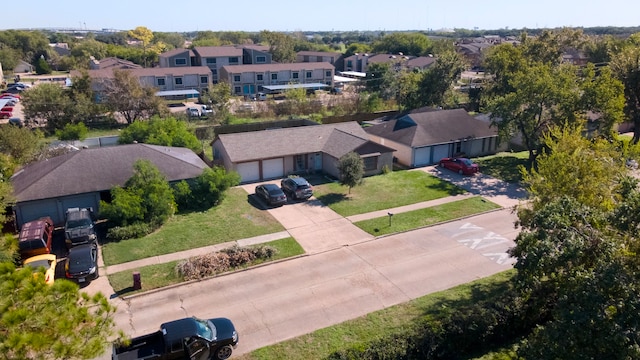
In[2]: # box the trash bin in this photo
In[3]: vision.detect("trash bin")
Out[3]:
[133,272,141,290]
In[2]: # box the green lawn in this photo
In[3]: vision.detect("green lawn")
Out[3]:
[355,197,501,236]
[237,270,516,360]
[312,170,465,217]
[107,237,303,295]
[101,187,285,265]
[475,151,530,183]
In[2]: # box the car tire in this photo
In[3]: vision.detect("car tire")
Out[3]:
[213,345,233,359]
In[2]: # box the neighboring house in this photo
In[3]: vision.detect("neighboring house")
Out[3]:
[212,122,394,183]
[219,62,334,96]
[70,66,212,98]
[240,45,272,66]
[562,48,589,66]
[365,108,500,168]
[456,42,494,68]
[342,53,435,74]
[13,60,34,73]
[89,56,142,70]
[11,144,208,227]
[49,43,71,56]
[296,51,344,71]
[158,48,197,68]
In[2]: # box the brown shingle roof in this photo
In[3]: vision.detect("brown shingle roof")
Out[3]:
[216,122,369,162]
[297,51,342,58]
[70,66,212,79]
[365,109,497,147]
[158,48,195,58]
[11,144,208,202]
[220,62,334,73]
[193,46,243,57]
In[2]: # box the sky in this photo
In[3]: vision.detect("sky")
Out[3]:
[2,0,639,33]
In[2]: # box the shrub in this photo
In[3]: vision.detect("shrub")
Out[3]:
[175,245,278,280]
[106,222,156,241]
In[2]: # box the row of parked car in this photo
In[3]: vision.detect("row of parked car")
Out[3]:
[18,208,100,286]
[255,176,314,207]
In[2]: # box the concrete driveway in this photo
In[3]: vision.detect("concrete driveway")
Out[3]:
[241,182,374,254]
[115,208,518,356]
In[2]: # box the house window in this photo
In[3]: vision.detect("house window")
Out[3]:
[271,73,277,80]
[229,57,239,64]
[363,156,378,171]
[200,76,208,84]
[455,141,462,154]
[292,72,299,79]
[212,69,217,75]
[482,138,486,152]
[206,58,216,64]
[256,56,266,63]
[257,74,263,81]
[347,60,353,68]
[325,70,332,77]
[306,71,312,78]
[234,86,241,94]
[233,75,241,82]
[157,78,165,86]
[174,58,187,66]
[175,77,183,85]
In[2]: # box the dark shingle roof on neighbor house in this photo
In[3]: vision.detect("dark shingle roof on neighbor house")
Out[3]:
[11,144,208,202]
[193,46,244,58]
[217,122,393,163]
[365,108,498,147]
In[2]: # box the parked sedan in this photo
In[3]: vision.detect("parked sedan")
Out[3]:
[65,242,99,284]
[281,177,313,200]
[0,110,12,119]
[24,254,57,285]
[439,157,479,175]
[255,183,287,207]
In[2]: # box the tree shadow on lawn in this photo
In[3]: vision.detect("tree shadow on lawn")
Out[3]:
[424,179,467,196]
[315,193,349,207]
[476,156,531,184]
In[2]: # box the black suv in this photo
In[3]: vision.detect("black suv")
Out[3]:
[64,208,97,248]
[280,177,313,200]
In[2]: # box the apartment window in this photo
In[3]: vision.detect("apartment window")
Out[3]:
[229,57,239,64]
[292,72,299,79]
[256,56,266,63]
[234,86,241,94]
[325,70,332,77]
[174,58,187,66]
[271,73,277,80]
[212,69,217,75]
[257,74,263,81]
[233,75,241,82]
[175,77,183,85]
[347,60,353,68]
[157,78,165,86]
[316,56,323,62]
[206,58,216,64]
[200,76,208,84]
[363,156,378,171]
[306,71,312,78]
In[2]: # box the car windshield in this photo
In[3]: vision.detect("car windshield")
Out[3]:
[67,218,92,228]
[25,259,50,269]
[195,319,216,341]
[461,159,474,166]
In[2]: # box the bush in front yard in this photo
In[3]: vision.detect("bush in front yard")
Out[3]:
[106,222,157,242]
[175,245,278,280]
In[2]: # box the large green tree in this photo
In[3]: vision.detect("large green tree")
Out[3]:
[0,263,118,360]
[609,33,640,143]
[100,159,176,226]
[260,31,296,63]
[510,125,640,358]
[128,26,154,67]
[372,32,433,57]
[118,117,201,152]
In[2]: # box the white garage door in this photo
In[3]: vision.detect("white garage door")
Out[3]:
[432,144,451,163]
[236,162,260,183]
[414,147,432,166]
[262,158,284,179]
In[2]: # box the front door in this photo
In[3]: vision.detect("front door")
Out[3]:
[314,152,322,170]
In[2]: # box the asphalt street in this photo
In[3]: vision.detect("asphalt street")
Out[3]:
[113,208,518,356]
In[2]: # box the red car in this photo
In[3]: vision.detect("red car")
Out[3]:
[439,157,479,175]
[0,93,20,100]
[0,110,12,119]
[1,106,14,113]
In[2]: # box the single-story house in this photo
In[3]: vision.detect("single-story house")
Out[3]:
[212,122,395,183]
[13,60,34,74]
[365,108,501,168]
[11,144,208,227]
